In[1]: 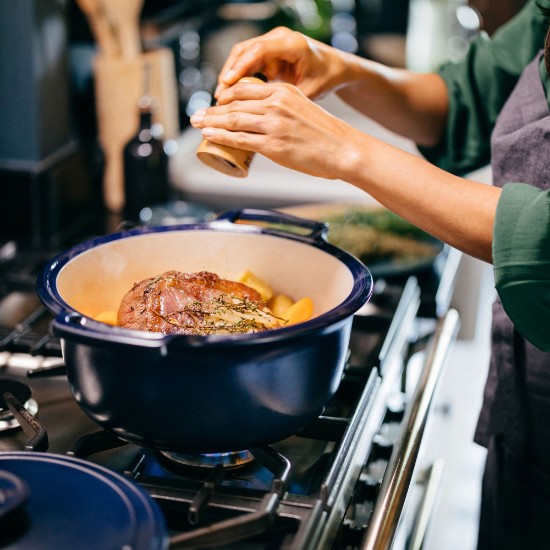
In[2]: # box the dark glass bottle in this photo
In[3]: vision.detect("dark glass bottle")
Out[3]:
[123,96,169,223]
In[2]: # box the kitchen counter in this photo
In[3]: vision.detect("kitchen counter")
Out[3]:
[170,91,491,208]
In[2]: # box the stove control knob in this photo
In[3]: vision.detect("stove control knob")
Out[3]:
[370,433,393,460]
[339,521,366,547]
[385,392,407,422]
[355,476,380,503]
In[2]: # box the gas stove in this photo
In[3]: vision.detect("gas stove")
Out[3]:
[0,237,461,549]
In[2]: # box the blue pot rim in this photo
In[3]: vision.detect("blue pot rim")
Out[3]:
[37,212,373,347]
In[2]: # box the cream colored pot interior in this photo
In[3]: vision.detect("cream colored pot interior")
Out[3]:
[55,230,355,321]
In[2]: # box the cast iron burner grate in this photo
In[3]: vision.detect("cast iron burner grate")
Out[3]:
[0,379,38,434]
[0,394,303,548]
[0,390,47,451]
[23,417,307,548]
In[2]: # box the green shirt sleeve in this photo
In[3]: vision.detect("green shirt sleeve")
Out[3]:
[494,183,550,351]
[419,0,549,175]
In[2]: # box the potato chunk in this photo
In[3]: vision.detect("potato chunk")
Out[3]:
[237,270,274,302]
[268,294,295,317]
[282,297,314,325]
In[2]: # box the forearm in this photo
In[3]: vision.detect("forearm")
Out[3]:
[334,57,450,147]
[338,129,499,262]
[193,79,496,262]
[215,27,450,148]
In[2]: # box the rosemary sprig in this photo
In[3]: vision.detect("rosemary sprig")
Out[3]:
[152,294,287,335]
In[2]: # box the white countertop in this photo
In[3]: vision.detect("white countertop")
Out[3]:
[168,94,422,209]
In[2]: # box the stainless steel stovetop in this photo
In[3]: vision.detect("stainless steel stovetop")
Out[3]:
[0,238,461,549]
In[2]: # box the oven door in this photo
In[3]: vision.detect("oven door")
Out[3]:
[361,309,460,550]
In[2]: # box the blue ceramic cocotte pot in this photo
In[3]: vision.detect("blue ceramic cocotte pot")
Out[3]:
[37,209,373,453]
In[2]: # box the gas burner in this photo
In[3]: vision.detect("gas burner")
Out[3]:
[0,378,38,433]
[160,449,255,470]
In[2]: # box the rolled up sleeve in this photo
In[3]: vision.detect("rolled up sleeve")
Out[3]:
[493,183,550,351]
[419,0,549,175]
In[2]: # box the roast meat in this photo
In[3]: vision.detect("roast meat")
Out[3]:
[117,270,283,335]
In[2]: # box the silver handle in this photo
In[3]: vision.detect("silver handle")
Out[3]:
[361,309,460,550]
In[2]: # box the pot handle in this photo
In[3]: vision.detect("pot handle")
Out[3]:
[52,312,169,350]
[215,208,329,242]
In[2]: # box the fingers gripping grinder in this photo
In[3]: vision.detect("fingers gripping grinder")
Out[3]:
[196,73,267,178]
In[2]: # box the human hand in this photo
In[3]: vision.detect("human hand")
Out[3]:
[215,26,348,100]
[192,79,362,181]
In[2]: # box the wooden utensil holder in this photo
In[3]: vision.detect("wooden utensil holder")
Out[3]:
[93,48,179,213]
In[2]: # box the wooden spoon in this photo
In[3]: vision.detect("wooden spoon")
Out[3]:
[76,0,119,57]
[102,0,144,59]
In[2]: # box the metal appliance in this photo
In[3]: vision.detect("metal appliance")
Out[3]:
[0,232,461,548]
[0,1,104,248]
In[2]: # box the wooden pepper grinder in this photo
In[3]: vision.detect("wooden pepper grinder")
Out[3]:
[196,73,267,178]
